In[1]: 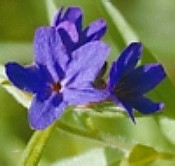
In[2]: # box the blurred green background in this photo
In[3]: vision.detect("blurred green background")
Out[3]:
[1,0,175,165]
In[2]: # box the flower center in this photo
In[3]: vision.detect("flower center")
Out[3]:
[52,82,61,92]
[115,77,127,97]
[115,77,133,98]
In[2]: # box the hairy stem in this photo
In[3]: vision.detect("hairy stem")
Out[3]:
[20,123,56,166]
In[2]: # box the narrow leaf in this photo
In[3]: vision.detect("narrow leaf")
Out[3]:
[128,144,175,166]
[101,0,139,44]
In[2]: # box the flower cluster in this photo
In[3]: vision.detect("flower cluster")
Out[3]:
[5,7,166,130]
[108,42,165,122]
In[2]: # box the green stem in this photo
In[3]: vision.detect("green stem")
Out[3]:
[20,123,56,166]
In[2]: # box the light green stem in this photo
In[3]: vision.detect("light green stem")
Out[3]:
[20,123,56,166]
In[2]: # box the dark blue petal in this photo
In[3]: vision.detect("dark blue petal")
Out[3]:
[125,96,164,114]
[52,7,64,26]
[120,63,166,96]
[111,94,135,123]
[5,62,49,94]
[29,93,67,130]
[52,7,64,27]
[84,19,107,41]
[64,87,109,105]
[108,61,120,91]
[108,42,142,90]
[58,28,75,54]
[34,27,69,80]
[65,41,110,87]
[116,42,142,73]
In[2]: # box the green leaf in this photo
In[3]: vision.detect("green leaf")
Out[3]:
[159,116,175,145]
[0,42,33,63]
[0,1,47,41]
[21,123,56,166]
[45,0,57,25]
[0,65,6,84]
[128,144,175,166]
[52,148,107,166]
[101,0,139,44]
[50,145,123,166]
[149,159,175,166]
[2,84,32,108]
[46,0,102,23]
[57,107,175,155]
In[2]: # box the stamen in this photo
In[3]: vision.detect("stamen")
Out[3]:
[52,82,61,92]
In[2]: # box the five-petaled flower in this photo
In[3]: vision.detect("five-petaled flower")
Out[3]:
[52,7,107,53]
[107,42,166,122]
[5,27,110,130]
[5,6,167,130]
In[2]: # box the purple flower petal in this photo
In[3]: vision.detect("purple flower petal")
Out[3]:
[125,96,164,114]
[85,19,107,41]
[53,7,82,32]
[5,6,111,130]
[63,87,108,105]
[5,62,49,94]
[120,63,166,96]
[34,27,69,80]
[29,93,67,130]
[65,41,110,87]
[58,28,75,53]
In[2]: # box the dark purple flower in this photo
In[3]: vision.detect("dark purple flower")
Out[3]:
[108,42,166,122]
[5,27,110,130]
[52,7,107,53]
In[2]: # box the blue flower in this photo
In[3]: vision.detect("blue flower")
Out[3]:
[5,27,110,130]
[108,42,166,122]
[52,7,107,53]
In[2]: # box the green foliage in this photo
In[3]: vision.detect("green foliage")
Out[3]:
[0,43,33,63]
[1,0,175,165]
[128,144,175,166]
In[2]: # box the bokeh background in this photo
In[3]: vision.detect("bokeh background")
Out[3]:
[1,0,175,165]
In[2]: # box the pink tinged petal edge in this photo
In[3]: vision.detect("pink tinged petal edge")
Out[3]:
[57,21,79,42]
[53,7,83,30]
[64,7,83,24]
